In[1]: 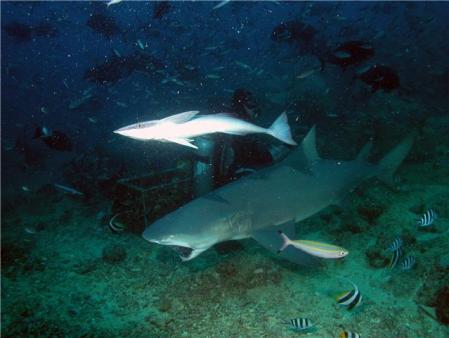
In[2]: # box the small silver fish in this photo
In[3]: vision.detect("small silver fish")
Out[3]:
[281,318,314,331]
[400,256,416,271]
[107,0,123,7]
[53,183,83,196]
[416,209,437,227]
[387,237,403,251]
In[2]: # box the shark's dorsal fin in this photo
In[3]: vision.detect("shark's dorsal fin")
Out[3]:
[161,111,200,124]
[302,126,320,166]
[356,141,373,162]
[282,126,320,173]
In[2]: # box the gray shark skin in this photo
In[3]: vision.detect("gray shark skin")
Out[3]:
[143,127,413,265]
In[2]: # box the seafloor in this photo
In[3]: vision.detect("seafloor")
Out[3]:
[2,114,449,338]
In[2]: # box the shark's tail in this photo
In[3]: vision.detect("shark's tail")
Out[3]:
[268,113,297,146]
[376,134,414,184]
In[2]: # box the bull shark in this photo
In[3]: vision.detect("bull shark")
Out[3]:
[143,127,413,265]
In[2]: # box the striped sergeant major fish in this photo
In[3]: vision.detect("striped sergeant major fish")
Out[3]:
[390,247,402,269]
[400,256,416,271]
[389,247,403,269]
[336,280,362,310]
[387,237,403,251]
[417,209,437,227]
[340,330,361,338]
[281,318,314,331]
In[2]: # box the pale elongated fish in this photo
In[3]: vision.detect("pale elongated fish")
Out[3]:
[142,126,413,265]
[107,0,123,7]
[278,231,348,259]
[114,111,296,149]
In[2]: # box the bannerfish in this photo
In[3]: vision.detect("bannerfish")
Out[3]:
[278,231,348,259]
[281,318,315,331]
[387,237,403,251]
[340,331,361,338]
[416,209,437,227]
[336,280,362,310]
[114,111,296,149]
[400,256,416,271]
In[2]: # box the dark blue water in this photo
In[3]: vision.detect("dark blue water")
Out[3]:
[2,2,449,337]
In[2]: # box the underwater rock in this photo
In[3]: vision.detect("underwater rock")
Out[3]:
[365,247,389,268]
[357,205,384,224]
[214,240,243,255]
[434,286,449,325]
[1,242,28,267]
[74,260,98,275]
[102,244,127,264]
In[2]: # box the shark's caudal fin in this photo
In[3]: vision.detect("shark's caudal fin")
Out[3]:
[376,134,414,184]
[268,112,297,146]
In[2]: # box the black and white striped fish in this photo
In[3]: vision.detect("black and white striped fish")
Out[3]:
[339,330,361,338]
[416,209,437,227]
[389,247,403,269]
[281,317,314,331]
[387,237,403,251]
[336,280,362,310]
[400,256,416,271]
[108,213,126,233]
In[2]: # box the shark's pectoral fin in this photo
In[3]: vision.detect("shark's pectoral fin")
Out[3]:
[165,138,198,149]
[251,221,319,267]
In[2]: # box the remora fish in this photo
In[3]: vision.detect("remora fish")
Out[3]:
[107,0,123,7]
[114,111,297,149]
[142,127,413,264]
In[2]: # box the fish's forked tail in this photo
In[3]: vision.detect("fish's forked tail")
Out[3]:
[376,133,414,184]
[277,230,291,253]
[268,112,297,146]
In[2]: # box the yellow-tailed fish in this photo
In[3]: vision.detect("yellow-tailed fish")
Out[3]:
[277,231,348,259]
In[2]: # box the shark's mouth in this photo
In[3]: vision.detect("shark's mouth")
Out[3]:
[170,245,193,260]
